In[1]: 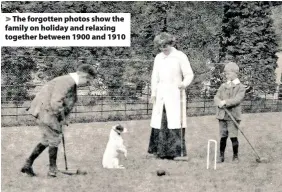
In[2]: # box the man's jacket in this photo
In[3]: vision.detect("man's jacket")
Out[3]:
[28,75,77,131]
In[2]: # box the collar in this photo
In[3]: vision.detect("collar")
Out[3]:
[69,73,79,85]
[227,78,240,85]
[160,47,177,58]
[112,127,121,135]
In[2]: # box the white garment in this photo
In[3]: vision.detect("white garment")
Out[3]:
[227,78,240,85]
[69,73,79,85]
[150,47,194,129]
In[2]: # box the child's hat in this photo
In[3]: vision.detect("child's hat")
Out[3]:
[224,62,239,73]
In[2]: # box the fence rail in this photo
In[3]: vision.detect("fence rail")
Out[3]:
[2,54,282,126]
[1,89,282,127]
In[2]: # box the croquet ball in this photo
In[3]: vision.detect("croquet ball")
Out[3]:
[77,168,87,175]
[156,170,166,176]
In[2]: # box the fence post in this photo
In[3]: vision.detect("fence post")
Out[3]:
[250,97,253,111]
[271,94,273,112]
[75,105,77,120]
[16,102,19,121]
[276,90,279,111]
[146,85,149,115]
[101,95,104,119]
[264,92,266,109]
[186,91,189,115]
[203,89,206,114]
[124,93,127,117]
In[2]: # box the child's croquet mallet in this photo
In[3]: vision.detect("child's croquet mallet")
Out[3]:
[223,107,269,163]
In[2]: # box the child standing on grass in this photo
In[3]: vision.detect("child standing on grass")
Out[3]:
[214,62,246,163]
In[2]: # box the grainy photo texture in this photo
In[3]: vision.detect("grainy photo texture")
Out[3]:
[1,1,282,192]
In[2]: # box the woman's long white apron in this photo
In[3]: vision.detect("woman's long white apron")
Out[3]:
[151,87,186,129]
[150,47,194,129]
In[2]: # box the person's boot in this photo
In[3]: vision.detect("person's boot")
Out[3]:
[47,146,58,177]
[217,137,227,163]
[231,137,239,163]
[217,152,225,163]
[21,143,47,176]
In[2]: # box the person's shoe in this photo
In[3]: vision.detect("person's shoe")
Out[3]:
[47,171,56,177]
[217,152,224,163]
[20,143,47,177]
[164,156,175,160]
[158,156,175,160]
[232,155,239,163]
[48,146,58,177]
[47,167,57,177]
[21,164,36,177]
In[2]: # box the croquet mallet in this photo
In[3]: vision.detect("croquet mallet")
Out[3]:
[180,90,184,157]
[223,107,269,163]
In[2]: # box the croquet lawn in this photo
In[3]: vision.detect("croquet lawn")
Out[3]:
[1,112,282,192]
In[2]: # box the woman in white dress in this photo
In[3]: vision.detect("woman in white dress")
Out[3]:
[148,32,194,160]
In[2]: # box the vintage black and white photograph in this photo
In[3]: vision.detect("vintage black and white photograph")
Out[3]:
[1,1,282,192]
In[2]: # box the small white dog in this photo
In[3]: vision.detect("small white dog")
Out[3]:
[102,124,127,169]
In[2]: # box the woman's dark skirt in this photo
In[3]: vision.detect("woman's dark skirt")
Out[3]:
[148,107,187,159]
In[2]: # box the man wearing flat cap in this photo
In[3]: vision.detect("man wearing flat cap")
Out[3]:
[214,62,246,163]
[21,64,97,177]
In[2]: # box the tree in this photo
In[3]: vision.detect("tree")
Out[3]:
[166,2,223,97]
[271,4,282,49]
[219,1,278,92]
[1,1,224,98]
[1,47,37,103]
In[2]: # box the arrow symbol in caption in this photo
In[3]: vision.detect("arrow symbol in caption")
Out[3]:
[6,17,11,21]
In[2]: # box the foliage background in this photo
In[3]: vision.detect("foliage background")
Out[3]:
[219,2,278,92]
[1,1,282,102]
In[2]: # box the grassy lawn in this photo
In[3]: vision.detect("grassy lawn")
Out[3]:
[1,112,282,192]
